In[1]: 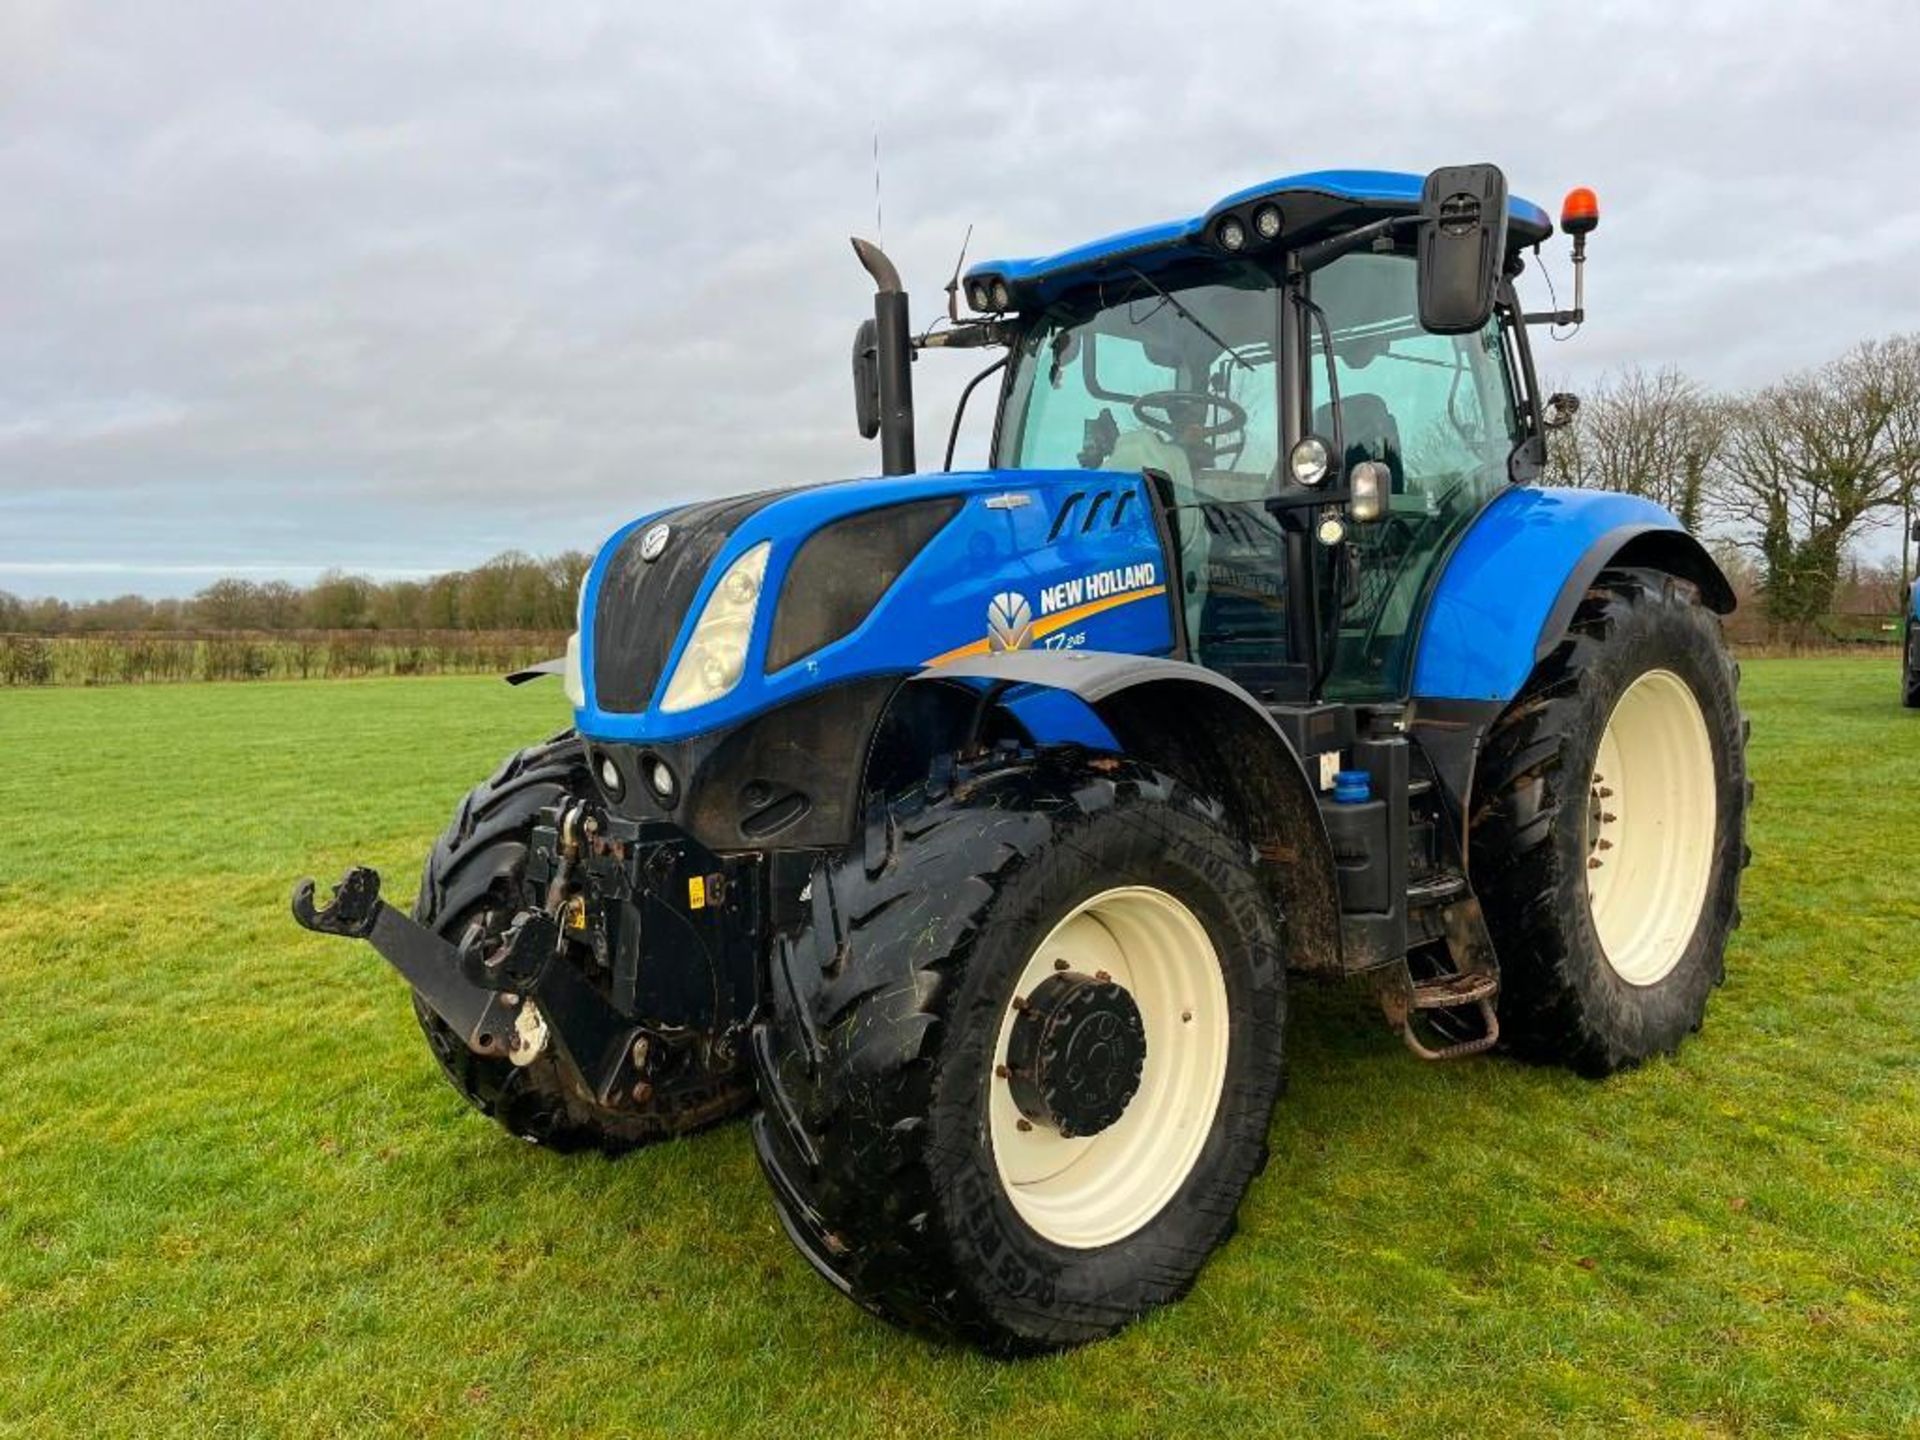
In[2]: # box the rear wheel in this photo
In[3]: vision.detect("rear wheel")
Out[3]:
[1904,619,1919,708]
[1471,569,1749,1075]
[751,753,1286,1352]
[410,732,753,1151]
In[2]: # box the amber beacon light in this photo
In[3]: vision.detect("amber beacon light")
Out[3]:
[1560,186,1600,236]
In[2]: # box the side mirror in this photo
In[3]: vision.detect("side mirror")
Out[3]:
[1417,164,1510,335]
[852,318,880,440]
[1540,392,1581,430]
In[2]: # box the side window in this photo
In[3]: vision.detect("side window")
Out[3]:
[1309,253,1521,699]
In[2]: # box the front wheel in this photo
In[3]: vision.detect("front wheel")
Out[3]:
[1904,620,1919,708]
[751,754,1286,1352]
[1471,569,1750,1075]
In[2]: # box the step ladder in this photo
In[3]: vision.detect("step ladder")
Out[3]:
[1377,886,1501,1062]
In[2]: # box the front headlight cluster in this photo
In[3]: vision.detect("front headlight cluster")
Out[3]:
[660,542,771,714]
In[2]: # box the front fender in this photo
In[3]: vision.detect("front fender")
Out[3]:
[1413,487,1734,704]
[916,650,1344,974]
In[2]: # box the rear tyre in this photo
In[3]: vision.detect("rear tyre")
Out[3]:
[751,752,1286,1352]
[410,732,753,1152]
[1471,569,1749,1075]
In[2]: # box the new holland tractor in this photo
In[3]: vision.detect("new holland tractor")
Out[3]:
[295,164,1750,1351]
[1905,570,1920,708]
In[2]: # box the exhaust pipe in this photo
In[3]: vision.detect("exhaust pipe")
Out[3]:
[852,237,916,475]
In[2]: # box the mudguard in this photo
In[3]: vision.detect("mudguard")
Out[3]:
[1413,487,1734,704]
[916,650,1345,974]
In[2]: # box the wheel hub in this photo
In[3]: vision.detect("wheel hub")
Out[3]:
[1005,971,1147,1138]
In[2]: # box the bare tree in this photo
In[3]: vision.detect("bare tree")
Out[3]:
[1715,336,1920,643]
[192,578,263,630]
[1541,366,1727,530]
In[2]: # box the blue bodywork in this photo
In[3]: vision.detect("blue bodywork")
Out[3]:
[574,471,1172,745]
[1412,488,1687,703]
[573,469,1704,745]
[967,169,1554,306]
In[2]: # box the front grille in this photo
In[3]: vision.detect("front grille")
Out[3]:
[592,491,783,713]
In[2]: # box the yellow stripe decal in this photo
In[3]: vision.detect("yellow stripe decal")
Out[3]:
[922,584,1167,668]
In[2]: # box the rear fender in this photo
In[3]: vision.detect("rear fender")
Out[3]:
[910,651,1343,975]
[1414,487,1734,706]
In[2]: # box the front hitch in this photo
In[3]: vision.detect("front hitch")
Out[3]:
[291,866,656,1105]
[292,867,526,1062]
[292,865,382,937]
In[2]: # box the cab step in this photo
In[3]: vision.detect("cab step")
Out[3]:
[1405,871,1468,909]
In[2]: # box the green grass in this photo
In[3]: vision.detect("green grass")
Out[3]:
[2,662,1916,1438]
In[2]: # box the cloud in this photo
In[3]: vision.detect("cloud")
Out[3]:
[4,0,1919,598]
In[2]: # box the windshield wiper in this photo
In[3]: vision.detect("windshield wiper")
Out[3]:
[1122,266,1255,373]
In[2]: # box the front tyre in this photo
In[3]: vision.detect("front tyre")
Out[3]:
[751,754,1286,1352]
[1904,619,1919,708]
[1471,569,1749,1075]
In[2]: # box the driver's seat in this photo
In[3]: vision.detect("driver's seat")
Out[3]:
[1315,394,1403,492]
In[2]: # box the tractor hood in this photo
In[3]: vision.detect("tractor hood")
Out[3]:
[572,469,1176,745]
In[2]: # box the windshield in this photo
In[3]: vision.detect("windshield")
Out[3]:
[994,263,1281,498]
[994,264,1293,683]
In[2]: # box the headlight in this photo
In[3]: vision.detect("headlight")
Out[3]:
[659,542,771,714]
[1349,460,1389,523]
[1289,435,1331,486]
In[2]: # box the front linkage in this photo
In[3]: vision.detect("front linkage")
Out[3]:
[294,801,762,1117]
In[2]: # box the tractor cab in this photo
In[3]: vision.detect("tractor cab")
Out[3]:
[952,168,1563,705]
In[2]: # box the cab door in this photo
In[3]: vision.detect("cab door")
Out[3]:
[1305,251,1526,701]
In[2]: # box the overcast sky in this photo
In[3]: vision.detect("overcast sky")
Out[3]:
[5,0,1919,600]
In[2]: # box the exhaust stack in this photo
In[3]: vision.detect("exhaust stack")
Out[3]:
[852,238,916,475]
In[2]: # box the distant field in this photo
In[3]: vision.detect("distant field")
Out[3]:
[1,662,1916,1437]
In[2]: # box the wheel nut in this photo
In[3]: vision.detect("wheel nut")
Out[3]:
[1016,1118,1033,1132]
[1053,958,1069,971]
[995,1064,1010,1079]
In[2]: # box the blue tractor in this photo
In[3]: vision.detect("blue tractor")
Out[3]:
[1906,558,1920,707]
[296,164,1750,1351]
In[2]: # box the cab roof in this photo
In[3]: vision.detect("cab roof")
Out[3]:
[966,168,1554,306]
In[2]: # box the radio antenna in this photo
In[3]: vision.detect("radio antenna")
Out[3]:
[945,223,974,323]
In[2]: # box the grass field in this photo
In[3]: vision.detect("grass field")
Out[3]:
[2,661,1916,1437]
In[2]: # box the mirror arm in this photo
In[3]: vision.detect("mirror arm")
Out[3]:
[1293,215,1417,274]
[1520,229,1590,327]
[916,321,1010,351]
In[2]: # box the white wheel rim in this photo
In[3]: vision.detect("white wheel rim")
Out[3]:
[988,886,1230,1250]
[1585,668,1717,986]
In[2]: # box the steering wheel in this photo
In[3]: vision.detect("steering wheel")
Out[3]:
[1132,390,1248,447]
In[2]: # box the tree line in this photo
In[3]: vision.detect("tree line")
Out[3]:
[6,333,1918,656]
[0,549,593,637]
[1544,333,1920,644]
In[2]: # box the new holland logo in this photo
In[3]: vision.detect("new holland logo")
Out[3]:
[639,523,672,562]
[987,591,1033,652]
